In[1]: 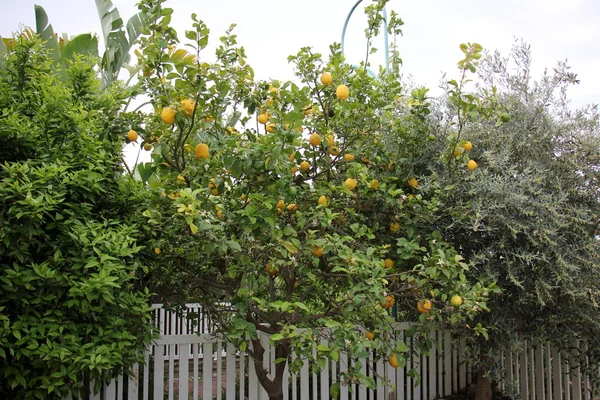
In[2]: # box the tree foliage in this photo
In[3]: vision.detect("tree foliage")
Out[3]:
[0,36,155,399]
[128,1,497,398]
[423,40,600,398]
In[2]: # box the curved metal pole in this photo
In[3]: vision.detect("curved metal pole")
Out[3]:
[340,0,390,77]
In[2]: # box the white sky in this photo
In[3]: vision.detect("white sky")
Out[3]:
[2,0,599,108]
[2,0,599,166]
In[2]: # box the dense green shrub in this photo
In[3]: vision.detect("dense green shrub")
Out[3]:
[0,35,155,399]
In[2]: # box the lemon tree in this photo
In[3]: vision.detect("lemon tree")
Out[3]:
[131,0,496,398]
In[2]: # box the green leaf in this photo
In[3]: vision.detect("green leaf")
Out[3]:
[34,5,60,60]
[330,382,340,398]
[60,34,99,64]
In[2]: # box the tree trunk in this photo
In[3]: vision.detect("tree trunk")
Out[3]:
[248,337,290,400]
[474,367,493,400]
[474,342,495,400]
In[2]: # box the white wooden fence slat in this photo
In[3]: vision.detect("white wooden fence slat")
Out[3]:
[443,330,451,395]
[226,342,236,400]
[397,329,405,400]
[429,330,437,400]
[217,340,223,400]
[128,363,138,400]
[564,357,572,400]
[546,343,553,400]
[291,353,297,400]
[507,349,514,395]
[282,353,289,400]
[312,346,318,400]
[320,339,330,400]
[203,341,213,400]
[240,347,246,399]
[142,352,150,400]
[92,383,100,400]
[551,346,562,400]
[248,344,259,400]
[572,340,582,400]
[117,373,123,400]
[535,343,545,400]
[105,378,116,400]
[340,352,349,400]
[260,334,270,400]
[300,350,310,400]
[168,344,175,400]
[451,335,458,396]
[376,357,385,400]
[153,344,164,400]
[178,343,189,400]
[414,347,421,400]
[193,343,199,400]
[331,352,337,400]
[520,340,529,400]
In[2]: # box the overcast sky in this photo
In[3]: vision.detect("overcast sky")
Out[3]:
[2,0,599,110]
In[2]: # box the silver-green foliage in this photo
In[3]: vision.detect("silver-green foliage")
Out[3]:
[431,39,600,369]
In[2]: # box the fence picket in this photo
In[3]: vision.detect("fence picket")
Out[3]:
[202,341,212,399]
[153,344,164,400]
[552,345,562,400]
[226,342,236,400]
[535,343,544,400]
[572,340,582,400]
[429,330,437,399]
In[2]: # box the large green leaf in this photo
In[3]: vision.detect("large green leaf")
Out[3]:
[60,34,99,64]
[34,5,60,60]
[95,0,148,84]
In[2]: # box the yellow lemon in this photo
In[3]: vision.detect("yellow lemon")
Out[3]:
[276,199,285,210]
[181,99,195,116]
[311,245,324,257]
[417,299,432,314]
[384,258,394,269]
[336,84,349,100]
[408,177,419,189]
[195,143,209,159]
[325,134,335,147]
[300,161,310,172]
[320,72,333,85]
[161,107,176,124]
[344,154,355,162]
[258,113,269,124]
[344,178,357,191]
[309,133,322,147]
[369,179,379,190]
[318,195,328,206]
[380,295,395,309]
[450,295,463,307]
[462,141,473,151]
[127,129,138,142]
[467,160,478,171]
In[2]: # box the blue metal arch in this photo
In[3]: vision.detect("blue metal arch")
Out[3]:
[340,0,390,78]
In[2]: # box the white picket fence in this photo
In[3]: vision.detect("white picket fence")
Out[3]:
[70,304,597,400]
